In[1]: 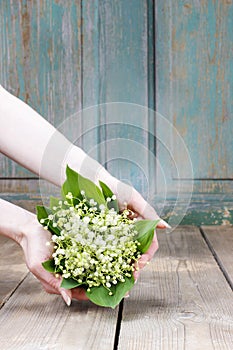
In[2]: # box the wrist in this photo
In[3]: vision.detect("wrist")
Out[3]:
[60,145,87,184]
[62,145,118,190]
[18,213,38,248]
[0,199,36,245]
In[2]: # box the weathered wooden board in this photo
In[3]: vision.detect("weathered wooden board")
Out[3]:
[201,225,233,288]
[159,193,233,226]
[1,225,233,348]
[1,0,233,225]
[118,227,233,349]
[2,189,233,226]
[156,1,233,183]
[81,0,100,159]
[0,179,39,193]
[0,273,118,350]
[82,0,155,195]
[0,0,82,177]
[0,0,155,200]
[0,236,28,308]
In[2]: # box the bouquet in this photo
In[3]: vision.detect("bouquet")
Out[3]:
[37,166,159,308]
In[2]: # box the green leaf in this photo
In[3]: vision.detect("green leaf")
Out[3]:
[61,166,82,205]
[50,197,67,210]
[62,166,106,207]
[107,200,119,212]
[42,259,56,273]
[49,197,61,210]
[36,205,50,222]
[61,277,82,289]
[99,180,119,212]
[36,205,61,236]
[134,219,160,237]
[99,180,114,198]
[78,174,106,206]
[134,219,160,254]
[86,275,134,308]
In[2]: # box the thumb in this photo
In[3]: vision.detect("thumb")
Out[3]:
[59,288,72,306]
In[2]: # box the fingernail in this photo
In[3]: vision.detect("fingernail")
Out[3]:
[60,290,71,306]
[124,293,130,298]
[159,219,171,229]
[134,279,138,284]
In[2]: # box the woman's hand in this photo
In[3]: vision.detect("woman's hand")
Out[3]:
[0,87,169,304]
[19,178,169,303]
[19,215,89,306]
[63,149,170,285]
[95,174,170,282]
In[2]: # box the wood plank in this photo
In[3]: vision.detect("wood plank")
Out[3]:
[0,1,82,177]
[201,226,233,288]
[0,179,40,193]
[0,273,118,350]
[81,0,100,160]
[156,1,233,186]
[1,192,233,226]
[156,194,233,226]
[118,226,233,350]
[96,0,155,195]
[0,236,28,308]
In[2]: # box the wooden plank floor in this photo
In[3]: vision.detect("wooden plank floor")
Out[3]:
[0,226,232,350]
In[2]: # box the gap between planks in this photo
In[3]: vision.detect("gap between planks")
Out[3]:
[200,226,233,290]
[117,226,233,350]
[1,227,232,350]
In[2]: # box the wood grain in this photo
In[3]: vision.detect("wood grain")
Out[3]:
[0,0,82,177]
[156,1,233,183]
[0,0,155,199]
[0,273,118,350]
[97,0,155,195]
[81,0,100,160]
[201,225,233,288]
[118,227,233,350]
[0,179,39,194]
[0,236,28,308]
[1,0,233,200]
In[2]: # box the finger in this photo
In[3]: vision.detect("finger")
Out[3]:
[32,260,89,303]
[133,269,140,281]
[60,289,72,306]
[40,280,60,294]
[128,190,171,229]
[30,264,72,304]
[129,190,158,219]
[116,183,171,228]
[40,279,72,306]
[32,265,62,290]
[137,256,150,270]
[133,232,159,280]
[42,273,88,301]
[71,288,89,301]
[157,219,171,229]
[145,233,159,260]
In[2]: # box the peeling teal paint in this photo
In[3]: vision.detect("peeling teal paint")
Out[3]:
[0,1,233,225]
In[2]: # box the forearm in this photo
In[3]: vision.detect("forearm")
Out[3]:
[0,85,110,187]
[0,85,58,178]
[0,198,35,244]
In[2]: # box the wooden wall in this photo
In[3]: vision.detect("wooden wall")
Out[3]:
[0,0,232,224]
[155,0,233,224]
[156,0,233,189]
